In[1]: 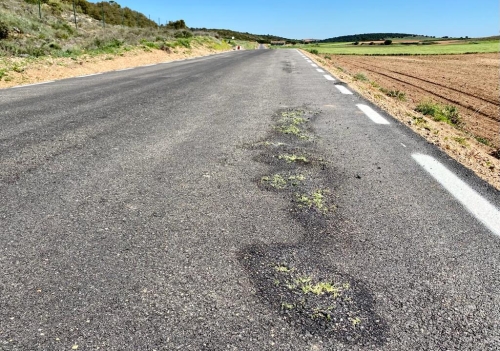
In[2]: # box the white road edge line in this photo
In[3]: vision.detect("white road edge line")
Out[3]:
[311,64,318,67]
[356,104,390,125]
[116,68,134,71]
[335,85,353,95]
[76,73,102,78]
[324,75,335,81]
[316,69,324,73]
[412,153,500,237]
[307,60,312,63]
[11,81,55,88]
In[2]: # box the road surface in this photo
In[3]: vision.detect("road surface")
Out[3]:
[1,49,499,350]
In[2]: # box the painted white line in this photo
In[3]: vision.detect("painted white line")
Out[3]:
[316,69,324,73]
[307,60,312,63]
[116,68,134,71]
[324,75,335,81]
[141,64,157,67]
[335,85,353,95]
[11,81,55,88]
[76,73,102,78]
[401,143,407,148]
[311,64,318,67]
[356,104,390,125]
[412,153,500,237]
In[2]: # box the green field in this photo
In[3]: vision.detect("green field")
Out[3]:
[291,40,499,55]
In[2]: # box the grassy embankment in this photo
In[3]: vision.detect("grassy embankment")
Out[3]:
[0,0,252,83]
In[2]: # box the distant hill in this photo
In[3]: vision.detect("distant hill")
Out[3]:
[191,28,292,44]
[321,33,434,43]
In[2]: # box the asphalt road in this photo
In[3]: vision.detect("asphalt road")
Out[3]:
[1,49,499,350]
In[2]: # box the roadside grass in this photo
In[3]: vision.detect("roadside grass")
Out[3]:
[380,87,406,101]
[354,72,368,81]
[415,101,462,126]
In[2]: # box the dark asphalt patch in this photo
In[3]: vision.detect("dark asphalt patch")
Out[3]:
[242,107,388,346]
[239,244,388,346]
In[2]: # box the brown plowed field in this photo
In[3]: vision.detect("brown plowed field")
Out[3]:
[330,54,499,148]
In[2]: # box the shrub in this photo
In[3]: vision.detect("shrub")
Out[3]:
[380,87,406,101]
[309,49,319,55]
[354,73,368,81]
[174,30,193,38]
[415,101,462,126]
[0,21,8,39]
[384,39,392,45]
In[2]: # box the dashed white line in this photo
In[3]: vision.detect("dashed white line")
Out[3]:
[401,143,407,148]
[412,153,500,237]
[11,81,55,88]
[307,60,312,63]
[116,68,134,71]
[356,104,390,125]
[141,64,157,67]
[311,64,318,68]
[323,75,335,81]
[316,69,324,73]
[335,85,353,95]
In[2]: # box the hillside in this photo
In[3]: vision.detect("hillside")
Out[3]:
[191,28,292,44]
[0,0,228,58]
[320,33,434,43]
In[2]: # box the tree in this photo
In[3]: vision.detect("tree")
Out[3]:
[384,39,392,45]
[166,20,187,30]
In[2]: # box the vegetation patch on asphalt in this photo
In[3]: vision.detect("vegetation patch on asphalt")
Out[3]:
[239,244,388,345]
[242,107,388,345]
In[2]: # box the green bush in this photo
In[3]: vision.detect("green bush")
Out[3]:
[380,87,406,101]
[174,30,193,38]
[415,101,461,126]
[384,40,392,45]
[354,73,368,81]
[309,49,319,55]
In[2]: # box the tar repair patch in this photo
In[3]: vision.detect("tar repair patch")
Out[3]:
[239,244,388,346]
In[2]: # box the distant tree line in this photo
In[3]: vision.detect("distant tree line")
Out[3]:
[320,33,433,43]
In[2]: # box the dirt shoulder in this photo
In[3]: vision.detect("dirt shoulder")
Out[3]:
[0,45,230,89]
[302,50,500,190]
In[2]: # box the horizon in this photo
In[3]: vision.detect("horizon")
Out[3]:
[88,0,499,40]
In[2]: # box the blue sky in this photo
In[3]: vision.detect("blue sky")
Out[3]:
[100,0,499,39]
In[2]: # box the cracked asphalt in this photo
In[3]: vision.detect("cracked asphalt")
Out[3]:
[0,49,499,350]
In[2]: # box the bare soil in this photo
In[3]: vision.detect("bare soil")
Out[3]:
[305,52,500,190]
[0,45,226,89]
